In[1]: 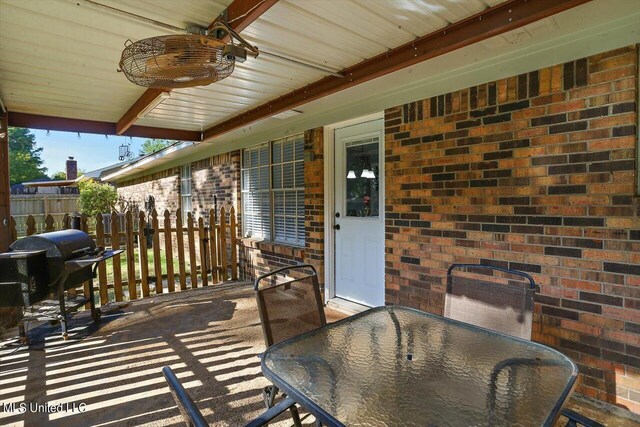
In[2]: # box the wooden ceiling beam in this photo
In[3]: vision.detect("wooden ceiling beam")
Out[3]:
[116,88,168,135]
[209,0,279,33]
[115,0,279,135]
[8,112,202,141]
[203,0,591,142]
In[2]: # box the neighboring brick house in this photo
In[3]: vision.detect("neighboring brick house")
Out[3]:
[109,45,639,415]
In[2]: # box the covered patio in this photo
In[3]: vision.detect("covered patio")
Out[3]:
[0,283,346,426]
[1,0,640,425]
[0,284,632,426]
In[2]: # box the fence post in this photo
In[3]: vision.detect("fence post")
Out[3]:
[111,211,123,301]
[9,216,16,244]
[164,210,175,292]
[96,214,108,305]
[230,206,238,281]
[209,209,219,283]
[62,213,70,229]
[80,214,88,233]
[219,207,227,281]
[187,212,198,289]
[80,213,90,307]
[175,209,187,291]
[125,211,137,300]
[44,214,55,232]
[198,217,208,287]
[151,209,163,294]
[26,215,36,236]
[138,211,150,297]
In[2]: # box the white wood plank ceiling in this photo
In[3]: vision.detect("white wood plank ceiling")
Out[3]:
[0,0,511,132]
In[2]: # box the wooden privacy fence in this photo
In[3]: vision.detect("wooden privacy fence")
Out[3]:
[8,207,239,307]
[10,194,80,237]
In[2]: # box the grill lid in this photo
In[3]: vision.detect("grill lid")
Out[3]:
[10,230,96,283]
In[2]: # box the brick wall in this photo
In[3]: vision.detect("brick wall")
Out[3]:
[192,151,241,223]
[118,153,240,224]
[239,128,326,290]
[117,154,241,264]
[239,239,305,281]
[304,128,325,287]
[117,169,180,219]
[384,45,639,412]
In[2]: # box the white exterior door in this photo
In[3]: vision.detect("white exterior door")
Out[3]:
[334,119,385,307]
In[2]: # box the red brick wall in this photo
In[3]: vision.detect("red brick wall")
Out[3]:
[384,45,639,412]
[192,151,241,224]
[117,169,180,218]
[304,128,325,287]
[239,239,305,281]
[118,153,241,224]
[117,154,241,265]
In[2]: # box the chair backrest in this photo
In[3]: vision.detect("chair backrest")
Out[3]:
[162,366,208,427]
[445,264,537,340]
[254,264,327,348]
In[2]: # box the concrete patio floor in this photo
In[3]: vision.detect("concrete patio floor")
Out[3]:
[0,283,637,427]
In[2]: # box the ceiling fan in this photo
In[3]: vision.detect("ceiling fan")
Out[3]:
[118,21,259,89]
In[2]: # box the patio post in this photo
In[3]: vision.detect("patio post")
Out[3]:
[0,110,10,252]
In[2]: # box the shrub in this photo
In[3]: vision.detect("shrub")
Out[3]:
[78,180,118,217]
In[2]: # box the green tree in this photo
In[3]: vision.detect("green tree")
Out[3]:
[51,169,84,181]
[139,139,173,155]
[78,180,118,216]
[8,128,48,185]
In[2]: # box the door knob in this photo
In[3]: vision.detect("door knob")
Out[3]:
[333,224,340,230]
[335,212,340,218]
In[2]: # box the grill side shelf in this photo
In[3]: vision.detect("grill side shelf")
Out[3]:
[64,249,124,270]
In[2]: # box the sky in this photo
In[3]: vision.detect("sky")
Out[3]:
[31,129,149,176]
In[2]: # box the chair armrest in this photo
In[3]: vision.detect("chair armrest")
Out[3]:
[562,408,604,427]
[245,396,298,427]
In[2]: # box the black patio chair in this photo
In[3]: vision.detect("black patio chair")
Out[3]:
[255,263,327,425]
[162,366,299,427]
[446,264,604,427]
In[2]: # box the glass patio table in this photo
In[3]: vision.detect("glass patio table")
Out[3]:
[261,305,578,427]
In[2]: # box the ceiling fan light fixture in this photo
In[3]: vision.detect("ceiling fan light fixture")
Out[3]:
[361,168,375,179]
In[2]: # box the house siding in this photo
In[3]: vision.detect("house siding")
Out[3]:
[384,45,639,412]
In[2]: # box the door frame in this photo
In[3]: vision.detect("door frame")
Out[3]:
[323,112,384,303]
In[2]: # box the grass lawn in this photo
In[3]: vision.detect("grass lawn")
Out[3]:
[103,247,191,284]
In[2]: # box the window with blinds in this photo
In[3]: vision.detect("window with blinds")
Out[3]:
[181,164,192,221]
[272,135,305,245]
[242,143,271,240]
[241,135,305,246]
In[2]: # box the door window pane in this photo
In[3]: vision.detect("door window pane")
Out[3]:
[345,138,379,217]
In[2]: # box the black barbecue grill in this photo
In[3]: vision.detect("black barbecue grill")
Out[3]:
[0,229,123,342]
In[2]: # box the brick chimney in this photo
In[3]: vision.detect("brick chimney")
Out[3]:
[65,157,78,180]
